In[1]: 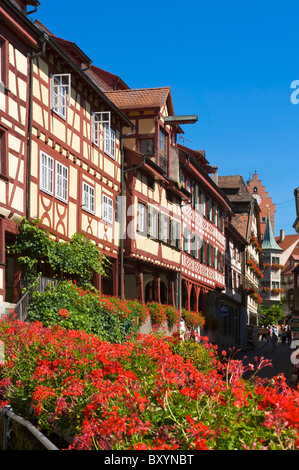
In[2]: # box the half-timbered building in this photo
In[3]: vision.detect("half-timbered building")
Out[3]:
[104,87,196,305]
[219,175,262,331]
[0,0,40,314]
[177,150,232,316]
[27,19,133,296]
[218,213,247,348]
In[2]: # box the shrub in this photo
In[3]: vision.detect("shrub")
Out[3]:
[28,280,141,343]
[171,340,213,373]
[181,309,205,330]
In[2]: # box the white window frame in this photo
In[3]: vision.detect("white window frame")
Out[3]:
[50,73,71,119]
[82,182,95,214]
[161,214,169,243]
[102,194,113,224]
[55,161,68,203]
[92,111,111,145]
[104,123,115,159]
[137,202,146,233]
[40,151,54,195]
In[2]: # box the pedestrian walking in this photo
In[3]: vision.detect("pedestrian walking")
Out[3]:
[286,328,292,344]
[265,332,271,351]
[281,328,287,344]
[271,332,278,351]
[262,326,267,341]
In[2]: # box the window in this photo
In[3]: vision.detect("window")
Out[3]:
[50,73,71,119]
[160,214,169,243]
[104,124,115,159]
[253,186,258,193]
[137,202,146,234]
[40,151,54,195]
[148,206,158,239]
[102,194,113,224]
[140,138,154,156]
[92,111,111,145]
[55,162,68,203]
[261,216,266,223]
[82,182,95,214]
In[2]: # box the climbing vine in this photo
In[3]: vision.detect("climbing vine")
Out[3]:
[8,218,110,288]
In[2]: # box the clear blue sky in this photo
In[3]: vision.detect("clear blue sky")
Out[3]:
[30,0,299,237]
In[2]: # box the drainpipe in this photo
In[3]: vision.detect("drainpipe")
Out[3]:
[26,34,47,220]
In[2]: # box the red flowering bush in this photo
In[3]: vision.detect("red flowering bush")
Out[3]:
[27,280,150,343]
[181,309,205,330]
[250,236,262,252]
[146,302,180,329]
[0,319,298,450]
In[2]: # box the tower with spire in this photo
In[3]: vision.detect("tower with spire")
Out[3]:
[261,210,283,305]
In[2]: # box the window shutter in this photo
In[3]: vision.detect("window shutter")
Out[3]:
[147,206,152,236]
[193,234,198,258]
[201,238,205,262]
[193,184,199,210]
[208,197,212,220]
[207,243,211,266]
[200,193,206,216]
[175,222,181,249]
[183,227,188,252]
[170,219,175,246]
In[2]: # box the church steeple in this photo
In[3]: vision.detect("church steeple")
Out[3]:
[262,210,282,251]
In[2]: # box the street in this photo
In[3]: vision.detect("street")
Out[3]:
[236,338,298,389]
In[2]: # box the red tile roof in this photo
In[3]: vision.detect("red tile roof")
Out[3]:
[275,234,299,252]
[231,213,249,240]
[105,87,174,113]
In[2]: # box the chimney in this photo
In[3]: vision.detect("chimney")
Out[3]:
[210,165,218,185]
[280,229,285,242]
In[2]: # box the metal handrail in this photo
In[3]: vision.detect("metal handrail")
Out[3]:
[1,405,59,450]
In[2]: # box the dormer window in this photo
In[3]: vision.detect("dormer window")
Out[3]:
[50,73,71,119]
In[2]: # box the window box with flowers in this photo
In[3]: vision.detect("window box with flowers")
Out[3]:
[247,259,264,279]
[271,288,284,296]
[271,263,284,271]
[250,235,262,252]
[247,288,262,303]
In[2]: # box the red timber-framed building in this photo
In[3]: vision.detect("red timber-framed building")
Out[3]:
[26,19,134,296]
[0,6,134,305]
[104,86,197,306]
[177,147,232,315]
[0,0,41,313]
